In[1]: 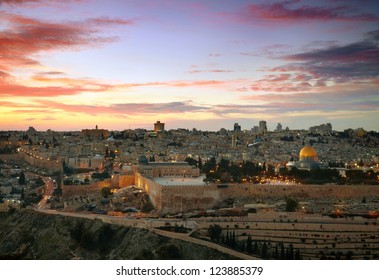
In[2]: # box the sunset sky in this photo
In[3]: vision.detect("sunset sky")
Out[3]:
[1,0,378,132]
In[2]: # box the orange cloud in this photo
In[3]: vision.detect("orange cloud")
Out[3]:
[0,11,134,74]
[0,83,84,97]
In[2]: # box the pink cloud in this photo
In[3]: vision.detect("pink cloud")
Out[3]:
[0,11,135,74]
[242,0,379,23]
[188,69,233,74]
[88,17,135,26]
[30,100,210,116]
[0,83,85,97]
[0,12,112,72]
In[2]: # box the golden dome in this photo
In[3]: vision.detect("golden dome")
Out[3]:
[299,146,317,160]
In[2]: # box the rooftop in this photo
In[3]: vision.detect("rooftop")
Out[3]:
[152,176,206,186]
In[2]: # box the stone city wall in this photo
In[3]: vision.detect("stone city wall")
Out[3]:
[21,152,62,172]
[146,182,379,214]
[64,170,379,214]
[0,154,23,162]
[62,179,110,198]
[222,183,379,199]
[112,173,135,188]
[135,172,162,210]
[62,174,136,198]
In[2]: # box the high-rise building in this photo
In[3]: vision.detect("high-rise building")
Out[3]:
[154,121,165,133]
[259,120,267,134]
[233,123,241,132]
[276,123,283,132]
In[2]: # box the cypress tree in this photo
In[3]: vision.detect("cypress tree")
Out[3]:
[18,171,26,185]
[254,241,258,254]
[275,243,279,259]
[280,243,285,260]
[261,242,268,259]
[247,235,253,254]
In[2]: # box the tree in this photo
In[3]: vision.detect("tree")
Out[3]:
[261,242,268,259]
[197,157,203,170]
[101,187,111,198]
[53,186,62,196]
[185,157,197,166]
[280,243,285,260]
[219,158,230,170]
[21,187,25,200]
[246,235,253,254]
[208,224,222,242]
[285,198,299,212]
[18,171,26,185]
[231,231,237,248]
[274,243,279,259]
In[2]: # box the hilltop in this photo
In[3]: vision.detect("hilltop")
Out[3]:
[0,210,234,260]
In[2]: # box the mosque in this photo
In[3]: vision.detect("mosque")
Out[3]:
[287,145,324,171]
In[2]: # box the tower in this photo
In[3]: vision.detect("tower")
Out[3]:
[259,120,267,134]
[233,123,241,132]
[154,121,165,133]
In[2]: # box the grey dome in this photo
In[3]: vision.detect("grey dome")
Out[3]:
[138,155,149,165]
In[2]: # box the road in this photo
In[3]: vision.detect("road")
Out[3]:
[35,176,55,210]
[34,205,257,260]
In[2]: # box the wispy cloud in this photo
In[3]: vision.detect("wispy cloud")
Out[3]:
[208,53,221,57]
[0,84,86,97]
[188,69,233,74]
[26,100,211,116]
[0,0,84,5]
[280,30,379,82]
[248,29,379,93]
[0,0,39,4]
[0,13,99,72]
[0,11,133,73]
[242,0,379,23]
[88,17,135,26]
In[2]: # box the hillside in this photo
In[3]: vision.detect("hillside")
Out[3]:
[0,211,234,260]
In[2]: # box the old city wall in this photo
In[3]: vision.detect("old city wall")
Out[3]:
[223,183,379,199]
[111,173,135,188]
[62,174,135,198]
[21,152,61,172]
[0,154,23,162]
[160,185,219,214]
[62,179,111,198]
[135,173,162,210]
[156,183,379,214]
[60,169,379,213]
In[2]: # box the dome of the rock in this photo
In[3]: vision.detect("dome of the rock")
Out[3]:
[299,146,318,161]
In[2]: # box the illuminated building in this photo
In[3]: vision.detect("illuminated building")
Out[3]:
[82,125,109,140]
[287,145,323,171]
[154,121,165,133]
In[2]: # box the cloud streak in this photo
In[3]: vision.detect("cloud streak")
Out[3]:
[23,100,211,116]
[0,11,132,73]
[248,29,379,93]
[243,0,379,23]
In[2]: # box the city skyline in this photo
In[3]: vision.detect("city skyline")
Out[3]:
[1,0,379,132]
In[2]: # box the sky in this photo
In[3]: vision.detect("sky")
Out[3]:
[0,0,378,132]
